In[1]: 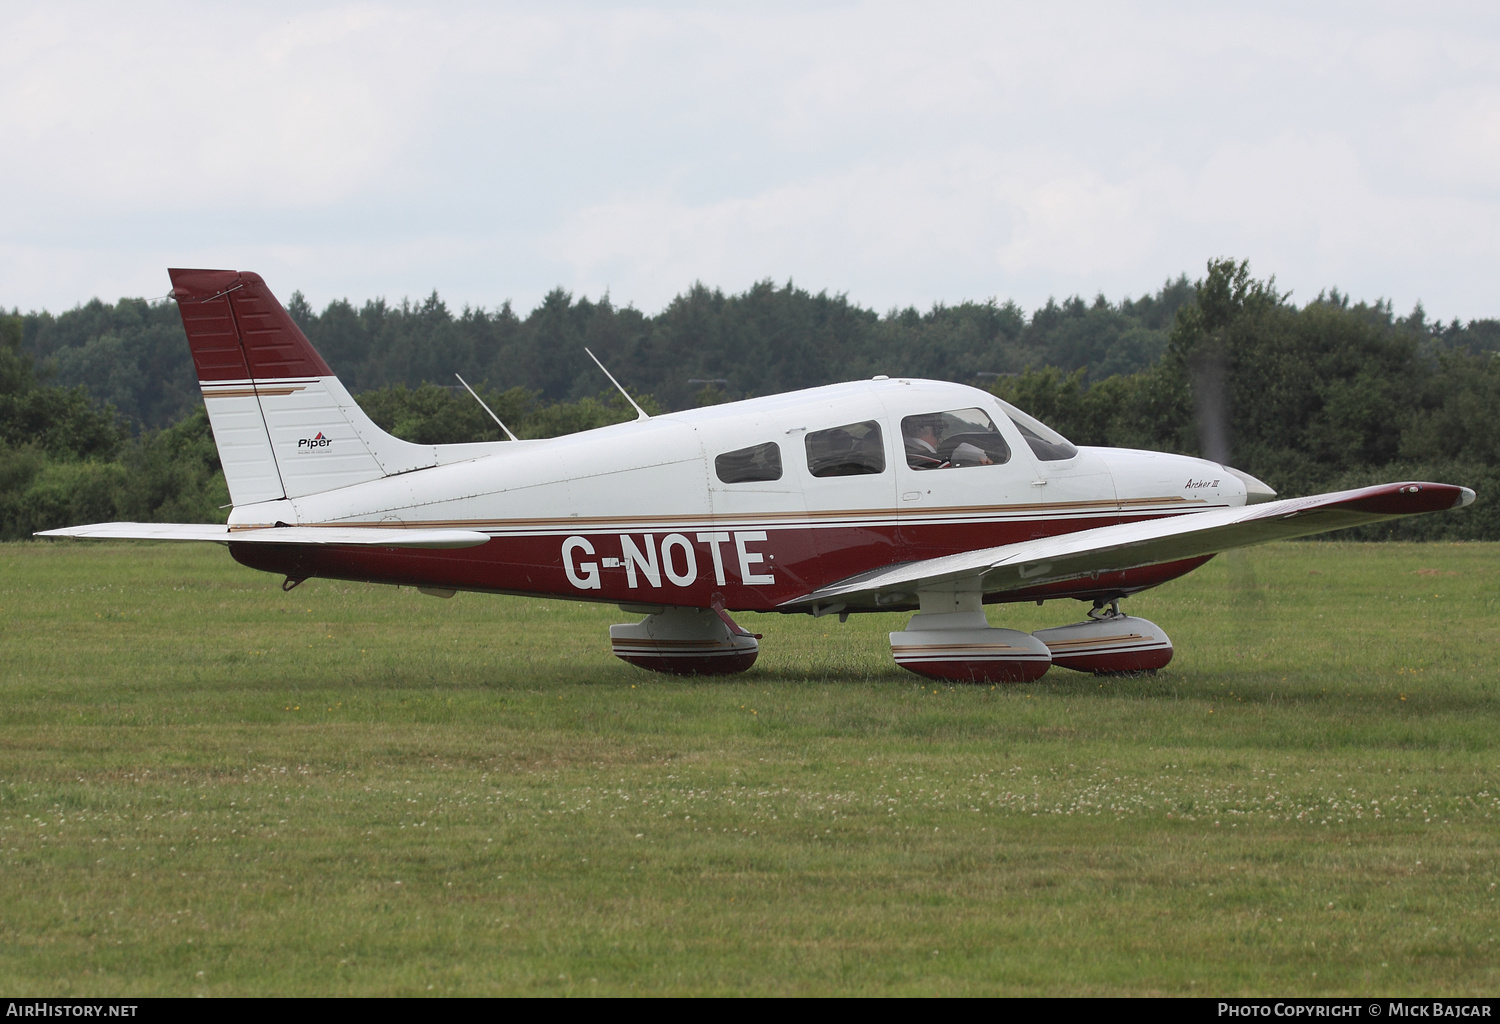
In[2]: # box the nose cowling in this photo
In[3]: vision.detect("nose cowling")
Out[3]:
[1089,447,1278,509]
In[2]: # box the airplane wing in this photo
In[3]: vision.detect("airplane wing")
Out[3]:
[36,522,491,549]
[782,481,1475,611]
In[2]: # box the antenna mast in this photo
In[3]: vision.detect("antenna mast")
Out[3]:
[454,373,520,441]
[585,347,649,421]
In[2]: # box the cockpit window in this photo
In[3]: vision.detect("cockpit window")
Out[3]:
[805,420,886,477]
[995,399,1079,461]
[901,408,1011,470]
[715,442,782,483]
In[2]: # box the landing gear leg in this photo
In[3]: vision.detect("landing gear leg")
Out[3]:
[1087,597,1121,620]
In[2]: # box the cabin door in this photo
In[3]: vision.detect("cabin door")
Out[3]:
[887,403,1036,559]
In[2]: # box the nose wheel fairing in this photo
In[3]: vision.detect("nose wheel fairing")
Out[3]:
[1032,611,1173,675]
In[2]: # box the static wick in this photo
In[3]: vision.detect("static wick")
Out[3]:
[454,373,519,441]
[585,347,649,421]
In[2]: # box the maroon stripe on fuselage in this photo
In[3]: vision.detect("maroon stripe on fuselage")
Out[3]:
[227,515,1215,612]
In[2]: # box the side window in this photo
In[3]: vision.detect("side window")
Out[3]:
[901,408,1011,470]
[805,420,886,477]
[715,442,783,483]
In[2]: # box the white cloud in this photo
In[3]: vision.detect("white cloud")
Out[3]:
[5,1,1500,319]
[0,5,440,211]
[550,146,1170,311]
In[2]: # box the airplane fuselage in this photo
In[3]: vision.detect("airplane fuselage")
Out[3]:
[225,378,1250,613]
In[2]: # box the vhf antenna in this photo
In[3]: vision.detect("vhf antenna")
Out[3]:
[585,347,649,421]
[454,373,519,441]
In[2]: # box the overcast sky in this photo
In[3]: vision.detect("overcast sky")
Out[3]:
[4,1,1499,321]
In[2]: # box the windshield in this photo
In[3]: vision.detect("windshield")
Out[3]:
[994,399,1078,461]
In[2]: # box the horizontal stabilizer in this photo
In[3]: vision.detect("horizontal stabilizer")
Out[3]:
[36,522,490,549]
[783,481,1475,610]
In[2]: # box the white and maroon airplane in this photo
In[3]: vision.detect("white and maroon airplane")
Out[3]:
[40,269,1475,682]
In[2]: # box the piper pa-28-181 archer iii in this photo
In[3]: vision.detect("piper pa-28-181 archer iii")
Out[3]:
[39,269,1477,682]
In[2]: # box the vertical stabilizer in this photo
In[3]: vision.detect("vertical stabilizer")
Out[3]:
[168,269,438,506]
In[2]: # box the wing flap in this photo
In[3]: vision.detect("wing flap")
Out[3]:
[36,522,490,549]
[784,481,1474,609]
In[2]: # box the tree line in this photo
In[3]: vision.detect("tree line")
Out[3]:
[3,260,1497,541]
[15,276,1200,430]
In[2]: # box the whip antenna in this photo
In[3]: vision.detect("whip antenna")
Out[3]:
[585,347,649,421]
[454,373,519,441]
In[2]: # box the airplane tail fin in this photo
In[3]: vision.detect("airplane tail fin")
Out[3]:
[168,268,441,507]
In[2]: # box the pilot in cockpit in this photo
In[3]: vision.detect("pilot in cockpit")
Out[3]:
[904,414,995,470]
[904,416,946,468]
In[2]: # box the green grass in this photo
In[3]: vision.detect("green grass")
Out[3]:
[1,540,1497,996]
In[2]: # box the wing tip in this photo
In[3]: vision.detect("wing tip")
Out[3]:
[34,523,126,539]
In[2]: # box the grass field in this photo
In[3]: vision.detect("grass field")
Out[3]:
[1,539,1497,996]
